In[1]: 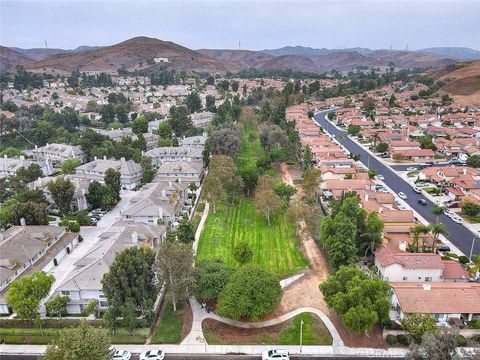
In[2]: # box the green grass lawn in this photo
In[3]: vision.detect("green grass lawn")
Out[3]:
[197,197,307,277]
[236,124,263,173]
[203,313,332,345]
[150,302,185,344]
[0,327,148,345]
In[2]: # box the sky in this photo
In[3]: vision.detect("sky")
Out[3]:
[1,0,479,51]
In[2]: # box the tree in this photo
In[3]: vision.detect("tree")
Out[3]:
[388,94,397,108]
[205,95,216,112]
[45,295,70,318]
[217,265,282,321]
[121,299,138,333]
[322,212,358,269]
[302,145,313,170]
[410,224,431,252]
[154,241,194,312]
[131,116,149,135]
[157,121,173,140]
[208,124,242,158]
[42,321,111,360]
[320,266,390,334]
[6,272,54,321]
[466,155,480,169]
[302,168,322,198]
[103,306,120,335]
[61,158,81,174]
[368,168,377,179]
[104,168,121,200]
[359,212,384,256]
[192,259,234,301]
[102,247,156,313]
[431,204,445,223]
[11,201,48,225]
[233,242,253,264]
[362,97,376,112]
[418,135,437,151]
[254,175,284,225]
[430,222,448,253]
[401,314,437,343]
[185,92,202,113]
[176,218,195,243]
[375,142,389,153]
[201,175,225,213]
[239,168,258,196]
[462,201,480,217]
[348,124,361,135]
[86,181,105,209]
[169,106,192,136]
[273,182,297,205]
[101,103,115,124]
[16,164,43,184]
[230,80,239,92]
[48,177,75,215]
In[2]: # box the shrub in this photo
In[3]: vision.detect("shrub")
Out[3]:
[386,334,397,345]
[458,256,470,265]
[197,203,205,212]
[471,334,480,343]
[0,318,103,329]
[396,334,411,346]
[456,335,467,347]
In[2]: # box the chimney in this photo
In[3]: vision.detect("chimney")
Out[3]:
[35,145,38,150]
[161,189,166,197]
[120,157,126,162]
[20,155,25,161]
[178,177,182,184]
[94,156,98,161]
[423,283,431,291]
[3,154,7,159]
[463,168,467,175]
[158,207,163,220]
[168,181,172,187]
[131,231,138,244]
[103,155,107,160]
[365,193,369,202]
[20,217,26,226]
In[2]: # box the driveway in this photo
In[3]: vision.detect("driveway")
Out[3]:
[47,190,138,297]
[314,110,480,258]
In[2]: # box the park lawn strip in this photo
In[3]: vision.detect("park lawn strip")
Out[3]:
[202,313,333,345]
[0,327,149,345]
[150,302,185,344]
[236,124,263,173]
[197,197,307,277]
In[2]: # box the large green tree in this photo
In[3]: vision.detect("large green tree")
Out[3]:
[217,265,282,321]
[42,321,111,360]
[48,177,75,215]
[169,106,192,136]
[185,92,202,113]
[104,168,121,199]
[192,259,234,301]
[61,158,81,175]
[102,247,156,313]
[320,266,391,334]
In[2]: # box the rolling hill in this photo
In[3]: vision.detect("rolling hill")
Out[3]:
[428,60,480,106]
[0,46,33,72]
[21,36,230,74]
[416,47,480,61]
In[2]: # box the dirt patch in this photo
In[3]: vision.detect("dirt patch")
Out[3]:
[181,300,193,341]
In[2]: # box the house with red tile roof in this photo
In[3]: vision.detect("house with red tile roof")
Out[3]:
[391,148,436,162]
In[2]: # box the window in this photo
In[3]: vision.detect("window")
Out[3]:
[61,291,70,296]
[425,277,432,282]
[403,277,408,281]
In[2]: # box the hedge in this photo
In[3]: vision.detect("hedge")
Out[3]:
[0,318,104,329]
[3,335,56,345]
[111,335,147,344]
[386,334,397,345]
[196,203,205,212]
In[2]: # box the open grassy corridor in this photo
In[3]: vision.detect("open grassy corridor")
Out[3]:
[236,124,263,172]
[196,197,307,277]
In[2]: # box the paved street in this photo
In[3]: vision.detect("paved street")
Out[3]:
[314,110,480,258]
[0,356,403,360]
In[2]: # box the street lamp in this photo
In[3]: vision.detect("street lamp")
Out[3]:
[299,318,304,353]
[470,233,478,261]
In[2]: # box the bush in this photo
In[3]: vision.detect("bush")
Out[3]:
[386,334,397,345]
[456,335,467,347]
[458,256,470,265]
[0,318,103,329]
[471,334,480,343]
[396,334,411,346]
[197,203,205,212]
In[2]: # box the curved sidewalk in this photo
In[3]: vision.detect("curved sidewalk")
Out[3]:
[182,298,344,347]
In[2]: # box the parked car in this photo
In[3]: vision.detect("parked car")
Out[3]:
[111,350,131,360]
[262,349,290,360]
[444,209,454,218]
[451,215,463,224]
[139,350,165,360]
[398,192,407,200]
[375,174,385,181]
[436,244,451,253]
[447,202,460,208]
[417,199,427,206]
[406,167,417,171]
[413,186,422,194]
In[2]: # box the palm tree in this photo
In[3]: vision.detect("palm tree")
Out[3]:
[359,232,382,257]
[431,205,445,223]
[370,133,381,148]
[430,223,448,253]
[411,225,430,253]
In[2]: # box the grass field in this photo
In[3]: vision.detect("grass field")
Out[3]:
[197,197,307,277]
[203,313,333,345]
[236,124,263,173]
[150,302,186,344]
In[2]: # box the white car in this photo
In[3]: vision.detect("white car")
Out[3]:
[111,350,131,360]
[413,186,422,194]
[444,209,454,218]
[406,167,417,171]
[139,350,165,360]
[398,192,408,200]
[451,215,463,224]
[375,174,385,181]
[262,349,290,360]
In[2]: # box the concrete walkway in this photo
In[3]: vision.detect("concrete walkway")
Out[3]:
[192,202,209,256]
[181,297,344,347]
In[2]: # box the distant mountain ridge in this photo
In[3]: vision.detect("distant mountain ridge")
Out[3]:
[2,37,479,74]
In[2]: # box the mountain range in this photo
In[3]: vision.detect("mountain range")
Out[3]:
[1,36,480,74]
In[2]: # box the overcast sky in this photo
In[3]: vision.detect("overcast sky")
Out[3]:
[1,1,479,51]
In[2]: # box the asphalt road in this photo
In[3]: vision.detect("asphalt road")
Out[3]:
[0,356,403,360]
[314,110,480,258]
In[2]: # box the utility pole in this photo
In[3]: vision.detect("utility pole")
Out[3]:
[299,318,304,353]
[470,235,477,260]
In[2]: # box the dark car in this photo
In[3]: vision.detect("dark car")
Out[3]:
[417,199,427,205]
[436,244,451,253]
